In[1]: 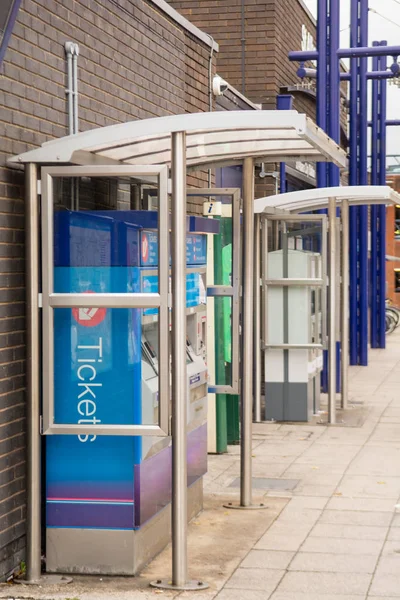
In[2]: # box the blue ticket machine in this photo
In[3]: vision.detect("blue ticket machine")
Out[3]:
[46,210,216,575]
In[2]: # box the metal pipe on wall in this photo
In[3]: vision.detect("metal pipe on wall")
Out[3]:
[253,214,262,423]
[25,164,42,583]
[341,199,349,409]
[241,157,254,506]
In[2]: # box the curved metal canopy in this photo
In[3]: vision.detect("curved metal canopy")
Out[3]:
[9,111,346,170]
[254,185,400,214]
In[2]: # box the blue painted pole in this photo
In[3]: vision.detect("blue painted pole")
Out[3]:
[349,0,359,366]
[328,0,341,392]
[370,43,379,348]
[378,42,388,348]
[317,0,329,190]
[276,95,294,193]
[317,0,329,393]
[358,0,369,366]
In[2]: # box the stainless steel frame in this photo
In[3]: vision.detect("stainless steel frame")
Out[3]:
[260,213,328,423]
[253,214,262,422]
[186,188,241,396]
[40,165,170,436]
[25,164,42,583]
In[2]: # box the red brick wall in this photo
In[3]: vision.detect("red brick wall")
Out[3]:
[0,0,215,579]
[386,176,400,303]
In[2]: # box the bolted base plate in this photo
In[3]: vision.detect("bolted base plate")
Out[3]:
[150,579,209,591]
[223,502,270,510]
[15,575,73,585]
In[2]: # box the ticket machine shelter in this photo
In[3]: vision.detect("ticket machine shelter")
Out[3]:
[254,186,400,426]
[9,110,346,588]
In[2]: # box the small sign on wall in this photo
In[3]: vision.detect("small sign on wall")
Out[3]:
[203,201,222,216]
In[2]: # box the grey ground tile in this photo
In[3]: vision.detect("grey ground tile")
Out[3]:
[319,510,393,527]
[369,573,400,596]
[276,571,372,595]
[300,536,383,556]
[387,527,400,541]
[309,523,388,541]
[374,553,400,575]
[289,552,378,573]
[271,595,366,600]
[287,496,328,509]
[216,590,268,600]
[336,475,400,499]
[326,497,397,512]
[224,567,284,592]
[254,533,309,552]
[240,549,294,570]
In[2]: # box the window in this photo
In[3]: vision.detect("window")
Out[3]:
[394,270,400,293]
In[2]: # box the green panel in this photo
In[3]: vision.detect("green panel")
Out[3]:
[213,216,240,450]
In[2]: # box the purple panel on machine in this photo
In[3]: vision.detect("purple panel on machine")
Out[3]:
[47,501,134,530]
[134,423,207,526]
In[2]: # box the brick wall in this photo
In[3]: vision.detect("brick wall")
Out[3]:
[0,0,215,579]
[386,176,400,303]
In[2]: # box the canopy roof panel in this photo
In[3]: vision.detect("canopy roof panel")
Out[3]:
[254,185,400,214]
[9,111,346,170]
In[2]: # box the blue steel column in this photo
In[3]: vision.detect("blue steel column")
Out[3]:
[358,0,369,366]
[317,0,328,189]
[328,0,341,393]
[318,0,329,393]
[378,42,387,348]
[370,43,379,347]
[349,0,360,365]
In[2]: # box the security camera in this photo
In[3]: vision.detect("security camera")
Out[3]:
[213,75,229,96]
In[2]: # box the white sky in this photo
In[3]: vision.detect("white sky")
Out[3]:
[302,0,400,165]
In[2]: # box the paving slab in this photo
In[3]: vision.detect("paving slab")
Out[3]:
[300,537,384,556]
[309,523,388,541]
[289,552,378,573]
[240,550,294,570]
[223,567,284,592]
[276,571,372,595]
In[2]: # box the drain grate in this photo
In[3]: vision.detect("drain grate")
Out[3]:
[229,477,299,490]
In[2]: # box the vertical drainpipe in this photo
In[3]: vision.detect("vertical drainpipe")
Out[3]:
[328,0,341,393]
[370,42,379,348]
[378,41,387,348]
[72,44,80,210]
[65,42,75,210]
[358,0,369,366]
[349,0,359,365]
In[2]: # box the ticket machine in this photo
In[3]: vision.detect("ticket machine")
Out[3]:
[46,210,218,575]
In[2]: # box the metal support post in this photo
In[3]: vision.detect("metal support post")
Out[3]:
[241,157,254,505]
[253,213,262,423]
[316,0,328,189]
[20,166,72,587]
[341,199,349,409]
[328,197,337,424]
[225,158,267,511]
[152,132,208,591]
[25,164,41,583]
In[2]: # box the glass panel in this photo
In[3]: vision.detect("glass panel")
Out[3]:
[53,307,159,428]
[52,176,160,292]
